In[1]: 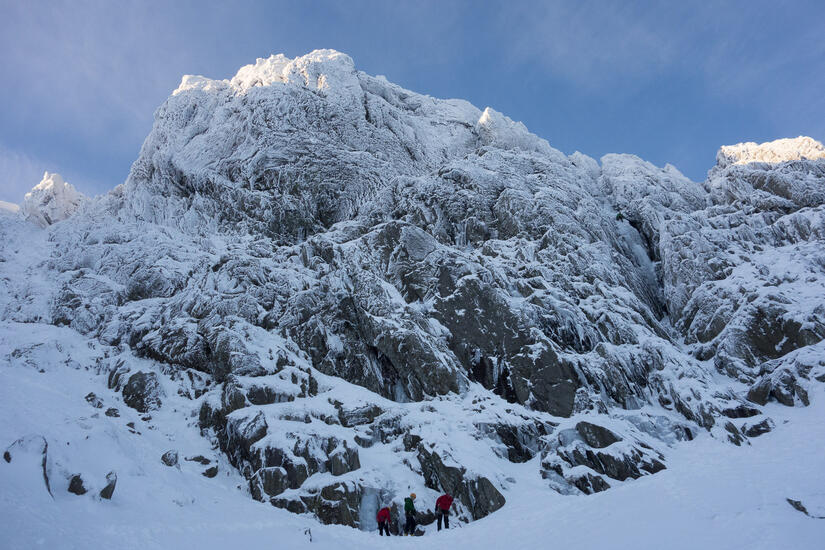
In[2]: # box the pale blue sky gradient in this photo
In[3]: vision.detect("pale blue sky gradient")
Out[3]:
[1,0,823,202]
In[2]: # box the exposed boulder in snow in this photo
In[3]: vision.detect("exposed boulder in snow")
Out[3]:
[84,392,103,409]
[742,418,774,438]
[161,450,179,467]
[122,371,164,413]
[21,172,86,227]
[575,421,622,449]
[99,471,117,499]
[68,474,87,495]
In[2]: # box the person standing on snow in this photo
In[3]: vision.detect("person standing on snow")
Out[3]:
[434,493,454,531]
[404,493,418,535]
[376,505,392,536]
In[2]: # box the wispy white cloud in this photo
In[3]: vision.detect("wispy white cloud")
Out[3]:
[493,0,825,140]
[0,1,197,144]
[0,146,47,204]
[497,2,694,89]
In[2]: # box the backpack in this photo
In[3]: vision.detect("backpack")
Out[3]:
[404,497,415,514]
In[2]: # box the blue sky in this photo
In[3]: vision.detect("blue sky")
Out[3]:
[1,0,823,202]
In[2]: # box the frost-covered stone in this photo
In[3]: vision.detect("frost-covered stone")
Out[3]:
[161,450,179,467]
[21,172,86,227]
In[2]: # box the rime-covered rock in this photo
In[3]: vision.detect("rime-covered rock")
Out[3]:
[21,172,86,227]
[2,49,824,529]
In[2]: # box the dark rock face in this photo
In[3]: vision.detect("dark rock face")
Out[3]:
[271,482,365,527]
[249,436,360,500]
[202,466,219,478]
[476,420,552,463]
[541,426,666,491]
[161,450,179,467]
[724,422,747,446]
[307,482,362,527]
[742,418,774,438]
[720,404,761,419]
[576,421,621,448]
[99,471,117,499]
[416,445,505,521]
[68,474,87,495]
[748,369,809,407]
[568,472,610,494]
[122,371,164,413]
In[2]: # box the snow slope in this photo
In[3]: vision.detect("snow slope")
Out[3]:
[1,321,823,549]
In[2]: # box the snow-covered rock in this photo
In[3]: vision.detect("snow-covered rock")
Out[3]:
[20,172,86,227]
[1,50,824,534]
[715,136,825,169]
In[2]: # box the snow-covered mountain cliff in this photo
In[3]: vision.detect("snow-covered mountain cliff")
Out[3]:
[1,50,823,545]
[20,171,87,227]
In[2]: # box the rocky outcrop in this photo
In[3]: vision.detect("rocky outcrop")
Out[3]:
[416,445,506,521]
[576,421,622,448]
[122,371,164,413]
[540,424,666,494]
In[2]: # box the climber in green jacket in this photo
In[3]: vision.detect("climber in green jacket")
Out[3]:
[404,493,417,535]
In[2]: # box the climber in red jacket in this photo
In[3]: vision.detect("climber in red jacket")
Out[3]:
[376,506,392,536]
[434,493,453,531]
